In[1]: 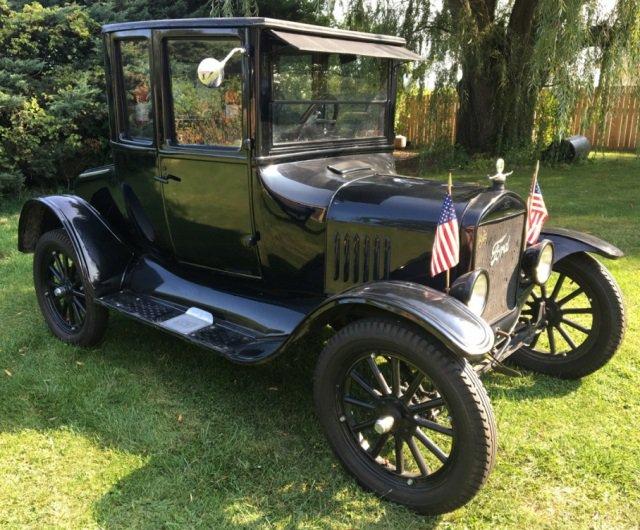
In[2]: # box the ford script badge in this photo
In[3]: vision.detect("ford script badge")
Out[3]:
[490,234,511,266]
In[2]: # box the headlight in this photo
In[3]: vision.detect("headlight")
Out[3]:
[522,240,554,285]
[450,269,489,316]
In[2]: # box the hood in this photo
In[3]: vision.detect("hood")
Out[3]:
[327,173,525,231]
[324,173,527,294]
[258,153,396,209]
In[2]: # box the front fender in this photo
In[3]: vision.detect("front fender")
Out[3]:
[18,195,134,295]
[286,281,494,359]
[541,227,623,262]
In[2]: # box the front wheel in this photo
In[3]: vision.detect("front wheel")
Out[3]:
[511,252,625,379]
[313,318,496,514]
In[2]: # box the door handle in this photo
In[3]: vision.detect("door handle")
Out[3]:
[154,174,181,184]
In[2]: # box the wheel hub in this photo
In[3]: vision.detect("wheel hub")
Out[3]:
[544,299,562,325]
[53,284,72,298]
[374,415,395,434]
[374,397,414,436]
[531,296,561,326]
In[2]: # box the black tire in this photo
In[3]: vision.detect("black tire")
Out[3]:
[511,253,625,379]
[34,229,108,347]
[313,318,496,514]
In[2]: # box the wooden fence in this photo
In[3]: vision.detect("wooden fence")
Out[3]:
[397,93,459,148]
[570,89,640,150]
[396,88,640,151]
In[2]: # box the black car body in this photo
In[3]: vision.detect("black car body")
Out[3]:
[17,18,626,514]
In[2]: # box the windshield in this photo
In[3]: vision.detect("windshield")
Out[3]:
[270,52,390,146]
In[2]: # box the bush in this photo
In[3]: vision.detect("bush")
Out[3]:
[0,0,341,197]
[0,1,108,196]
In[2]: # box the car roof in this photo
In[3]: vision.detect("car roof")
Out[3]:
[101,17,406,45]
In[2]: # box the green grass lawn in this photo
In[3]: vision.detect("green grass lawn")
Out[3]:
[1,153,639,528]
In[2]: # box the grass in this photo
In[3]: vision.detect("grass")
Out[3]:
[1,153,639,528]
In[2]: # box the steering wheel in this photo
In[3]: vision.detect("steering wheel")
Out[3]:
[294,96,340,141]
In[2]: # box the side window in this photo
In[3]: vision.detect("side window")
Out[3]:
[167,38,243,148]
[118,39,153,141]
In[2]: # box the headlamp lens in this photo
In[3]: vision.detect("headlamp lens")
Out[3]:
[451,269,490,316]
[535,243,554,284]
[467,271,489,316]
[522,240,555,285]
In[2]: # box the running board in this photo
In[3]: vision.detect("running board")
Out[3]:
[97,290,286,363]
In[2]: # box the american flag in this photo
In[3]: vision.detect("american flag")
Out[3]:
[526,181,549,244]
[430,192,459,277]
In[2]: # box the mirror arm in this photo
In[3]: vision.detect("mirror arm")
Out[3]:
[220,47,246,67]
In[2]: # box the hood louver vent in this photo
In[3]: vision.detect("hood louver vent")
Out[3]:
[332,232,391,286]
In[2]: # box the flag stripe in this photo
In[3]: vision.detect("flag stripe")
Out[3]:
[430,193,459,277]
[526,181,548,245]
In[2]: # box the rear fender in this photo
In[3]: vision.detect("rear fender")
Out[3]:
[18,195,134,295]
[541,227,623,262]
[283,280,494,359]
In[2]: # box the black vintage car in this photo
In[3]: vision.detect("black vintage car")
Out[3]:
[17,17,625,514]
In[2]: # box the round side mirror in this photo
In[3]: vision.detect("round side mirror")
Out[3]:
[197,47,246,88]
[197,58,225,88]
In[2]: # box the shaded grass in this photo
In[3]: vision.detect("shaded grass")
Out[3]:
[0,153,639,528]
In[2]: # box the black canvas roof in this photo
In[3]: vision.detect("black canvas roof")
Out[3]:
[101,17,406,46]
[270,29,422,61]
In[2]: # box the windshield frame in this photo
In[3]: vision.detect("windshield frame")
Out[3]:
[259,35,397,158]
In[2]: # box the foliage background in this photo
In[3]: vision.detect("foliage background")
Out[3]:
[0,0,324,196]
[0,1,105,195]
[1,0,638,196]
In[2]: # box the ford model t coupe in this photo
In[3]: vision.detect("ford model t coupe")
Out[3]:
[18,18,625,514]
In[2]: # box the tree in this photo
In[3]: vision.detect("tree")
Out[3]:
[337,0,640,155]
[210,0,326,24]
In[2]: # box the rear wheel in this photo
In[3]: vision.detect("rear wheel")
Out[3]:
[511,253,625,379]
[34,229,108,347]
[313,318,496,514]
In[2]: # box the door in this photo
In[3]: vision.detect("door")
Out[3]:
[110,31,172,251]
[157,32,260,277]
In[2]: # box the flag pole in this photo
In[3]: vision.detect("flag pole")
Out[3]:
[445,171,452,293]
[531,160,540,194]
[528,160,540,213]
[525,160,540,245]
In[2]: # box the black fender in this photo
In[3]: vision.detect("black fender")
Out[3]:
[18,195,134,295]
[541,227,623,262]
[283,280,495,359]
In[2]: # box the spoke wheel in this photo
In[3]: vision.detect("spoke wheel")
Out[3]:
[43,248,87,333]
[34,229,109,347]
[342,352,454,481]
[520,267,597,358]
[512,253,625,379]
[314,318,496,514]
